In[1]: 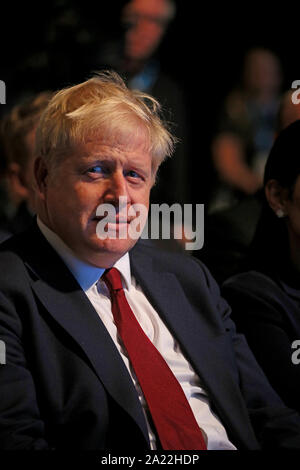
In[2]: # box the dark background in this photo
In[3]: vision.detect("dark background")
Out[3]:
[1,1,298,203]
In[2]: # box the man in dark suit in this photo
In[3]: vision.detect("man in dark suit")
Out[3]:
[1,71,300,451]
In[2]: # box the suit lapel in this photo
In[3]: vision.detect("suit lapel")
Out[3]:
[130,243,257,448]
[20,223,149,444]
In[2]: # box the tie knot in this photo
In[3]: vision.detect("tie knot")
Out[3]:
[103,267,123,292]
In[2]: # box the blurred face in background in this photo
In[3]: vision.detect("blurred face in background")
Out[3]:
[277,91,300,131]
[284,175,300,252]
[3,93,52,215]
[24,126,38,212]
[6,125,38,213]
[122,0,172,61]
[267,174,300,265]
[243,49,282,97]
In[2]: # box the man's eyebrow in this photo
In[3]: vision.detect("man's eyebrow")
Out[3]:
[83,155,115,163]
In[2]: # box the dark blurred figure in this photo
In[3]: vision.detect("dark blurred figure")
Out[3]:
[276,89,300,131]
[0,136,11,242]
[0,92,52,239]
[222,120,300,415]
[199,83,299,285]
[209,47,282,213]
[199,193,263,284]
[98,0,190,205]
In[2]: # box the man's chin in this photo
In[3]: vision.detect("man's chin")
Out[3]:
[83,236,139,266]
[97,236,137,251]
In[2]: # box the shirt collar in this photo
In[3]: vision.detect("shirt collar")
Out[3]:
[37,217,131,292]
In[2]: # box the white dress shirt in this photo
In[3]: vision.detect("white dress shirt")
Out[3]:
[37,217,236,450]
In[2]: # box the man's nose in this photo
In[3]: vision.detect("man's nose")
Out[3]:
[103,171,129,204]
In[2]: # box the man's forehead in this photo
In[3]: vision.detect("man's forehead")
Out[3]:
[74,138,152,163]
[81,130,151,153]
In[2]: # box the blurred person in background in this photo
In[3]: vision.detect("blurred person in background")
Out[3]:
[0,137,11,242]
[222,120,300,415]
[199,84,300,284]
[276,88,300,131]
[98,0,190,206]
[209,47,282,213]
[121,0,175,79]
[0,91,52,238]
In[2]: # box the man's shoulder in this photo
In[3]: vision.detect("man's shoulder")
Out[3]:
[130,241,228,314]
[131,240,214,284]
[223,270,280,292]
[0,226,38,280]
[0,222,36,256]
[222,270,289,309]
[0,221,56,283]
[0,222,80,296]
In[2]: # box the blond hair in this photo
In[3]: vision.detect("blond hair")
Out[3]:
[35,71,176,174]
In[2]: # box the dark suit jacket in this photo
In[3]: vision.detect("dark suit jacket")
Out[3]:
[222,268,300,415]
[1,223,300,450]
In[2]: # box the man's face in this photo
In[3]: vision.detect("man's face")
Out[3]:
[36,137,153,267]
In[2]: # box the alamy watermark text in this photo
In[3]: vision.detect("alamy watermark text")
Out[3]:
[95,197,204,250]
[0,80,6,104]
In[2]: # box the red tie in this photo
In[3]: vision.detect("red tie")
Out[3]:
[103,268,207,450]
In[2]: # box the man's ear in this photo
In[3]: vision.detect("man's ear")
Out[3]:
[34,156,49,199]
[265,179,289,217]
[151,165,159,188]
[7,162,29,201]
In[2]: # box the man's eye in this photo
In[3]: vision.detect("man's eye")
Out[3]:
[126,170,141,179]
[87,165,106,176]
[88,166,103,174]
